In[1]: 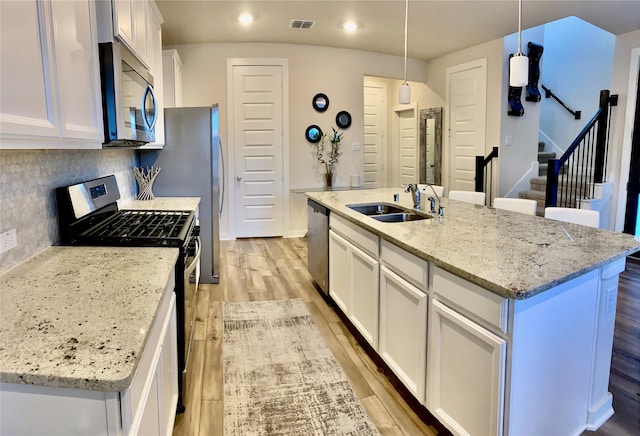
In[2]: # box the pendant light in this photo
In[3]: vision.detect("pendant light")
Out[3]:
[399,0,411,104]
[509,0,529,87]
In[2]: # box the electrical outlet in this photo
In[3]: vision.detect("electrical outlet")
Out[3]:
[0,229,17,254]
[605,287,616,314]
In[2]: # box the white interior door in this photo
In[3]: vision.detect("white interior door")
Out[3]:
[363,81,387,188]
[446,59,487,191]
[395,105,418,187]
[231,64,284,237]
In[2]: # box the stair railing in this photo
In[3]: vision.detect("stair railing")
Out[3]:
[475,146,499,206]
[545,90,618,208]
[541,84,581,120]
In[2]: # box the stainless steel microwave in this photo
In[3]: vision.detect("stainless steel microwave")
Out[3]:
[98,42,157,146]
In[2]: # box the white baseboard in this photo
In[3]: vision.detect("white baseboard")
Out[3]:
[585,393,614,431]
[286,230,308,238]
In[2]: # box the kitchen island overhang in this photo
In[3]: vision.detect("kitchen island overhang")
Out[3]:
[307,187,639,436]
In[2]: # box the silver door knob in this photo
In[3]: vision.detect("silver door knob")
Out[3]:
[236,176,242,181]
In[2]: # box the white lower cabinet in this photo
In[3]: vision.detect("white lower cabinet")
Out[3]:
[121,292,178,436]
[349,243,380,348]
[328,228,379,348]
[379,265,428,402]
[427,299,506,436]
[329,230,350,314]
[158,293,179,435]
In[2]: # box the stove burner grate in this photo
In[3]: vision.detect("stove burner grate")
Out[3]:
[79,210,193,246]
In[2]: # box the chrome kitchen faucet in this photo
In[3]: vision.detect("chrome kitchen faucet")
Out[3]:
[405,184,421,209]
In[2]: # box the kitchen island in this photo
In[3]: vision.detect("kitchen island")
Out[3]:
[307,188,640,436]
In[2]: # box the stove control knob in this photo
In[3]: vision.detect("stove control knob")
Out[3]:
[192,225,200,237]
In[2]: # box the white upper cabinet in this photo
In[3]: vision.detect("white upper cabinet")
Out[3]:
[52,0,103,142]
[0,0,103,149]
[162,49,183,108]
[141,1,164,149]
[110,0,149,67]
[0,1,58,139]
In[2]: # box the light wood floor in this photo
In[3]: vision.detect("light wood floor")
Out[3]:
[174,238,640,436]
[173,237,440,436]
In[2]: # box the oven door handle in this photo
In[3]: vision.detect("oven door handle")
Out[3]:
[185,237,201,276]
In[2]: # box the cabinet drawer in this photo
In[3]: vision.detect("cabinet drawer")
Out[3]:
[381,239,428,290]
[431,266,508,334]
[330,214,378,257]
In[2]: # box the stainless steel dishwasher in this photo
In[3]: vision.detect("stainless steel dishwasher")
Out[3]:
[307,199,329,295]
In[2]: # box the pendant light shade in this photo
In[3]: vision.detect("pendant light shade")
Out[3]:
[399,83,411,104]
[509,0,529,87]
[509,54,528,87]
[399,0,411,104]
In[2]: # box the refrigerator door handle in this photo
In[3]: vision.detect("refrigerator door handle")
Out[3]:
[219,137,225,218]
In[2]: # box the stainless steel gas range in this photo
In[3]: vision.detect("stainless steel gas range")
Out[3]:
[56,175,200,414]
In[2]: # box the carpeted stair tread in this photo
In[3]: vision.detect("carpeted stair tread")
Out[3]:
[530,177,547,192]
[519,190,546,201]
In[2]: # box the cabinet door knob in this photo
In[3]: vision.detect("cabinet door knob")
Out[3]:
[236,176,242,182]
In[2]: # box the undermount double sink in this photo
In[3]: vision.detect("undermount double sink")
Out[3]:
[347,202,433,223]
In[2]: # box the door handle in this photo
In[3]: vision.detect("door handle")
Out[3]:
[236,176,242,182]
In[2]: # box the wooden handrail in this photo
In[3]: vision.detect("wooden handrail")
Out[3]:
[542,84,581,120]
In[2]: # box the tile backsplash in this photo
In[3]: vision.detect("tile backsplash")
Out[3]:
[0,149,137,273]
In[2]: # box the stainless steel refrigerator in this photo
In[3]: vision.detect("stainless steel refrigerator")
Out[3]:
[140,105,223,284]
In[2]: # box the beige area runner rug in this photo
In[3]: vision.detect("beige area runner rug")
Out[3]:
[223,298,380,435]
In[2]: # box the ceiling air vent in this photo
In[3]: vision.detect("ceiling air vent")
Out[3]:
[290,20,315,29]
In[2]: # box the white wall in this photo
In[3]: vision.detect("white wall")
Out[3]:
[539,17,616,154]
[499,25,546,197]
[609,30,640,232]
[166,42,428,237]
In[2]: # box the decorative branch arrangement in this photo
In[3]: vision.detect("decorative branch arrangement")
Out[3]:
[133,166,161,200]
[312,127,343,186]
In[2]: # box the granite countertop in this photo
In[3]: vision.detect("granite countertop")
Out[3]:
[122,196,200,211]
[307,188,640,299]
[0,246,179,392]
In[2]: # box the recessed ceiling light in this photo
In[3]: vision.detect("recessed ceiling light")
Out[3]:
[343,21,358,33]
[239,13,254,25]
